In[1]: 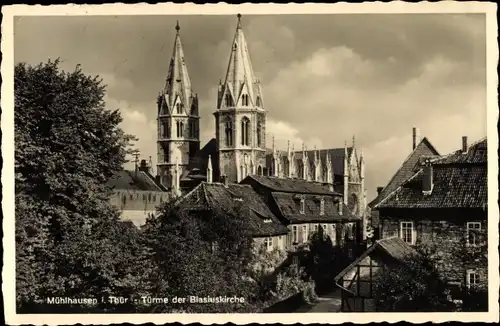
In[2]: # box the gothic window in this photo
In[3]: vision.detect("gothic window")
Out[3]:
[176,121,184,138]
[349,193,359,215]
[176,103,182,114]
[163,145,170,163]
[256,96,261,107]
[257,166,263,176]
[225,93,232,107]
[241,117,250,146]
[224,118,233,146]
[160,123,165,138]
[257,121,262,147]
[242,94,249,106]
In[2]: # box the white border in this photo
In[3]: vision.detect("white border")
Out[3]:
[2,2,498,325]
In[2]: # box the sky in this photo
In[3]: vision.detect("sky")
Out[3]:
[14,13,487,201]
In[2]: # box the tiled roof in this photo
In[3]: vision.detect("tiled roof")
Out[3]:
[430,138,487,165]
[242,174,342,196]
[107,170,166,191]
[178,182,289,237]
[375,165,487,209]
[334,237,419,282]
[376,138,487,209]
[271,192,360,223]
[369,138,439,208]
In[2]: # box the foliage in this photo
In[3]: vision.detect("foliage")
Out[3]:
[304,226,337,294]
[15,59,138,312]
[373,246,455,312]
[461,285,488,312]
[141,203,258,313]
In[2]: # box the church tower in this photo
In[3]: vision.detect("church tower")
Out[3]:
[156,22,200,189]
[214,14,267,183]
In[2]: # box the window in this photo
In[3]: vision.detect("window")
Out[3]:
[257,121,262,147]
[400,221,415,244]
[264,237,273,252]
[320,198,325,216]
[256,96,261,107]
[299,198,305,214]
[466,270,480,287]
[241,117,250,146]
[225,93,232,107]
[292,225,298,244]
[314,224,319,233]
[176,103,182,114]
[331,225,337,245]
[122,194,127,205]
[466,222,482,246]
[163,145,170,163]
[322,224,327,233]
[241,94,249,106]
[224,118,233,146]
[302,225,307,243]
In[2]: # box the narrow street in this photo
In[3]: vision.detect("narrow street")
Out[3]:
[294,289,342,313]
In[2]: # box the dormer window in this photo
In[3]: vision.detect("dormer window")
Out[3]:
[300,197,305,214]
[320,198,325,216]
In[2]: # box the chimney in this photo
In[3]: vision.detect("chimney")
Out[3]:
[138,159,148,173]
[220,175,228,187]
[412,127,420,150]
[376,187,384,195]
[462,136,468,153]
[422,164,434,193]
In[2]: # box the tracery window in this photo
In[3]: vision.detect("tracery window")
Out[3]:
[224,118,233,146]
[241,117,250,146]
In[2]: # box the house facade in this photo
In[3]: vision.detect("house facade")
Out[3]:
[107,160,169,227]
[373,136,488,290]
[334,237,419,312]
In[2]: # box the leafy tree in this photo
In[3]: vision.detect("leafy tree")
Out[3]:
[15,59,138,312]
[373,247,455,312]
[305,226,337,294]
[141,202,258,313]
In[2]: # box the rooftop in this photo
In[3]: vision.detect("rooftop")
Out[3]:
[107,170,166,192]
[242,174,342,196]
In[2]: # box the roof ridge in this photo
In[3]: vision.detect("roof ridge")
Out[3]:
[370,137,438,206]
[374,169,424,208]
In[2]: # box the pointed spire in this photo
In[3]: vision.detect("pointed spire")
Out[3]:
[352,135,356,148]
[218,13,263,110]
[164,20,193,114]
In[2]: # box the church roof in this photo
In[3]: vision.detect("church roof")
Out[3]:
[182,138,219,181]
[178,182,289,237]
[369,137,439,208]
[160,21,196,116]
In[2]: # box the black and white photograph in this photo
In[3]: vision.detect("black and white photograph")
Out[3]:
[2,2,498,324]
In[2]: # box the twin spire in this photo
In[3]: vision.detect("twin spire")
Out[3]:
[218,14,263,110]
[163,20,195,114]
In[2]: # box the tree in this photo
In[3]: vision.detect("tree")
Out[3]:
[15,60,138,312]
[141,202,258,313]
[373,247,455,312]
[305,226,337,294]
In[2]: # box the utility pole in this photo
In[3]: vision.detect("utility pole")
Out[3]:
[131,149,140,176]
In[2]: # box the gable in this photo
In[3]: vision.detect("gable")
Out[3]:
[369,137,439,208]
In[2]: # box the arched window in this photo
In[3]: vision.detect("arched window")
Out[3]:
[257,166,262,176]
[176,121,184,138]
[256,96,261,107]
[349,193,359,215]
[225,94,232,107]
[176,103,182,114]
[241,117,250,146]
[242,94,249,106]
[225,118,233,146]
[299,197,305,214]
[257,121,262,147]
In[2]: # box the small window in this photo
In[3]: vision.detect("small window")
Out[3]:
[264,237,273,252]
[302,225,307,243]
[176,103,182,114]
[467,270,480,287]
[400,221,414,244]
[122,195,127,205]
[320,198,325,216]
[314,224,319,233]
[148,193,152,202]
[299,198,305,214]
[466,222,481,246]
[292,225,298,244]
[322,224,327,232]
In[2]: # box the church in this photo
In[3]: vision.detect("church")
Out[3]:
[154,14,367,219]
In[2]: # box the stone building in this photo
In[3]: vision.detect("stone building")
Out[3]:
[154,15,368,235]
[372,136,488,290]
[368,127,440,236]
[107,159,169,227]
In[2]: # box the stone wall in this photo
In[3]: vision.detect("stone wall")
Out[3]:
[380,217,487,286]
